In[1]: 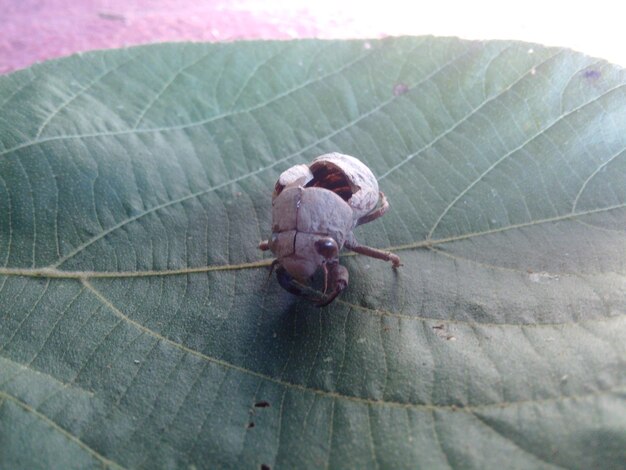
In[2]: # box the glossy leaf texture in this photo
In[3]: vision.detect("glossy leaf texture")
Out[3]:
[0,37,625,469]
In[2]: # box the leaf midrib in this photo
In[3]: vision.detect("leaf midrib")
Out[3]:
[0,201,623,279]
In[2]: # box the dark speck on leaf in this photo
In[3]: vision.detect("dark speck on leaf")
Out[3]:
[98,12,126,22]
[393,83,410,96]
[254,400,271,408]
[247,422,255,429]
[261,465,271,470]
[583,69,601,80]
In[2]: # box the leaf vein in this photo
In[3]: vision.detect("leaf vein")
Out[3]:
[132,49,214,129]
[470,411,568,469]
[366,405,380,470]
[377,50,563,182]
[424,66,625,239]
[227,46,288,111]
[47,48,469,268]
[431,410,453,469]
[0,47,374,159]
[0,390,125,469]
[0,70,36,112]
[0,279,50,354]
[26,284,87,367]
[80,278,626,410]
[35,53,137,139]
[426,75,626,240]
[572,146,626,212]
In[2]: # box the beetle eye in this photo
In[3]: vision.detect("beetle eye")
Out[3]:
[314,238,338,259]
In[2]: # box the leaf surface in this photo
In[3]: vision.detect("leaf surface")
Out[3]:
[0,37,625,469]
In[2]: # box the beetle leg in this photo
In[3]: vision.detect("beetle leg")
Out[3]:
[276,265,309,297]
[356,191,390,226]
[344,233,401,268]
[317,262,349,307]
[259,240,270,251]
[266,259,280,285]
[322,262,329,294]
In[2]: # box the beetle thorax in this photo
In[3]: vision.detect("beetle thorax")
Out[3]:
[269,186,354,281]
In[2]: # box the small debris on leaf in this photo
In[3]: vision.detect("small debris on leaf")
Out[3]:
[583,69,601,80]
[528,271,559,283]
[393,83,410,96]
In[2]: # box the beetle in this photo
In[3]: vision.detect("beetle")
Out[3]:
[259,153,400,306]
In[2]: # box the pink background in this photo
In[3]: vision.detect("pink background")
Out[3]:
[1,0,623,74]
[0,0,381,74]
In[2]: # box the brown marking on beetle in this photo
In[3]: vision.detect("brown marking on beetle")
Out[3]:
[306,161,354,201]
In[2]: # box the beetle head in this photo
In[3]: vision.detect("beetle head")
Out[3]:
[276,235,339,282]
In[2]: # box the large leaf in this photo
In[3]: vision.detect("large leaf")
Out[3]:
[0,37,625,469]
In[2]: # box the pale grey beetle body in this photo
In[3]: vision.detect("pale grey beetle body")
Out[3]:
[259,153,400,306]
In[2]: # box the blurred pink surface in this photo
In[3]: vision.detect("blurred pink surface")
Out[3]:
[0,0,371,74]
[2,1,624,74]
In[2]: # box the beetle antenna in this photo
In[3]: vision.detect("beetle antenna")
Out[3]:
[322,263,329,294]
[266,259,279,287]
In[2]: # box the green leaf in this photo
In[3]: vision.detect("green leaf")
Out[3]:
[1,37,625,469]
